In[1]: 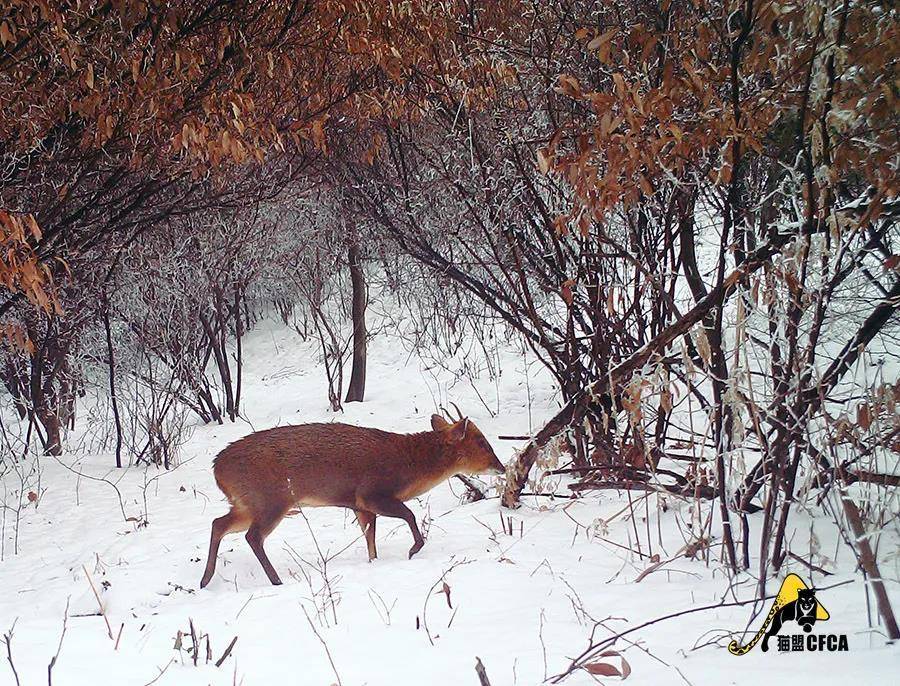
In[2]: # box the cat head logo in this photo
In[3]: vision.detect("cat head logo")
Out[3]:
[729,573,830,655]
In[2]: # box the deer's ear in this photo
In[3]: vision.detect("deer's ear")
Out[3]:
[447,418,469,442]
[431,414,451,431]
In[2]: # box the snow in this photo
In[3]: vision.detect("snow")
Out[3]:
[1,320,898,685]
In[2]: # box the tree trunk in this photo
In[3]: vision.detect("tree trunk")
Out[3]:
[101,289,124,468]
[37,409,62,456]
[233,281,244,416]
[841,494,900,641]
[345,240,367,403]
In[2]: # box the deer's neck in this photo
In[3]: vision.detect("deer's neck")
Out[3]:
[401,430,459,475]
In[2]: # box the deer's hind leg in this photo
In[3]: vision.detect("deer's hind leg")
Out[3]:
[200,506,251,589]
[245,505,290,586]
[355,510,377,561]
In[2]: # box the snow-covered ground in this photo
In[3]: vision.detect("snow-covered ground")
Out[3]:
[1,320,897,685]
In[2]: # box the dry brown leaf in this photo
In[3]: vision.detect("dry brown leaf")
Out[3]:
[587,29,616,52]
[536,147,551,174]
[430,580,453,608]
[561,278,576,306]
[585,662,621,676]
[857,403,872,431]
[558,73,581,98]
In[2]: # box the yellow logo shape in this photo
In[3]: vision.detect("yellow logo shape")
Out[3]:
[728,573,829,656]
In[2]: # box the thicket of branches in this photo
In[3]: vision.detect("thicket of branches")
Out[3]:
[1,0,897,629]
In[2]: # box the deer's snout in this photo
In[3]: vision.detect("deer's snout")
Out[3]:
[488,458,506,475]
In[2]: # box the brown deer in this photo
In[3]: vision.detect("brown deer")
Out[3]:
[200,413,504,588]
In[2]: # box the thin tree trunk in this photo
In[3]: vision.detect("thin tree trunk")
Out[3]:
[233,282,243,416]
[345,240,367,403]
[840,494,900,640]
[101,289,123,468]
[199,310,233,422]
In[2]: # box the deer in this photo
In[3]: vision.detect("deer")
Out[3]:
[199,411,505,588]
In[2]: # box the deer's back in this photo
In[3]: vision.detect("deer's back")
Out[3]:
[212,423,421,512]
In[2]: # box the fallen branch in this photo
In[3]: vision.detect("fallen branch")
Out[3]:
[455,475,487,501]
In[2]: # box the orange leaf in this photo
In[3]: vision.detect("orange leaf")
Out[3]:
[561,278,575,306]
[25,215,41,240]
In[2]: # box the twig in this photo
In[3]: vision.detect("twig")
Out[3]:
[2,619,20,686]
[301,604,342,686]
[422,561,471,645]
[189,618,198,666]
[296,509,341,625]
[475,656,492,686]
[787,551,833,576]
[634,544,690,583]
[82,565,114,640]
[142,657,175,686]
[47,598,70,685]
[215,636,238,668]
[538,610,548,680]
[367,589,396,626]
[54,459,128,522]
